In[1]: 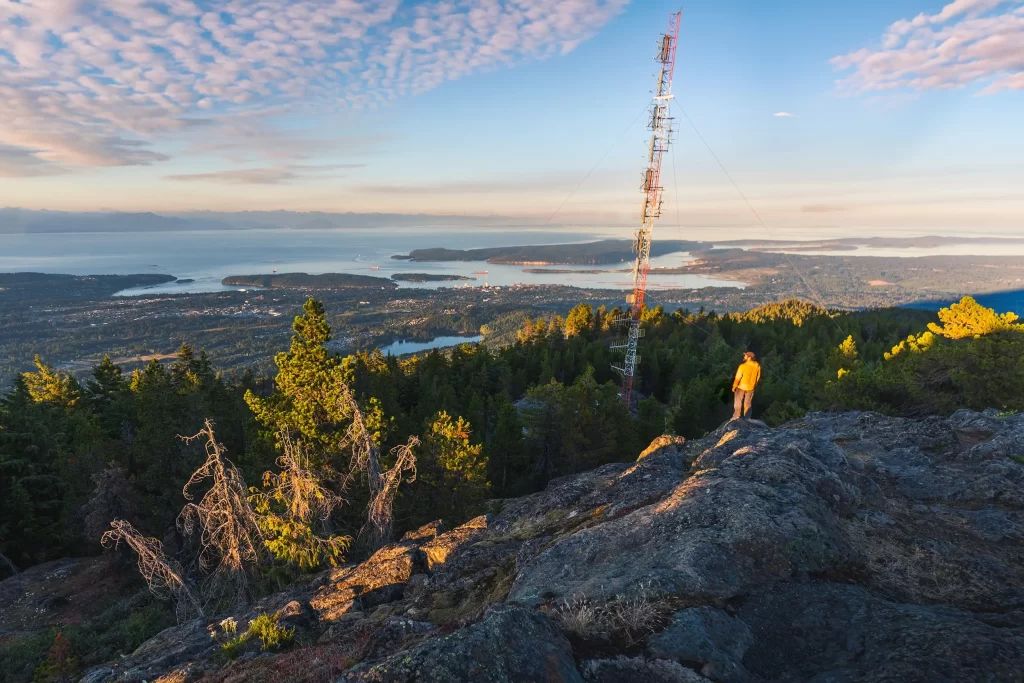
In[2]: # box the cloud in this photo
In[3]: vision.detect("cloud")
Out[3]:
[831,0,1024,94]
[0,0,628,173]
[165,169,300,185]
[800,204,845,213]
[773,112,796,117]
[355,173,589,195]
[165,163,362,185]
[0,145,69,178]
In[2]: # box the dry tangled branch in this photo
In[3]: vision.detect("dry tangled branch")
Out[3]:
[362,437,419,548]
[101,520,203,622]
[177,420,263,605]
[250,431,352,569]
[268,432,345,525]
[336,381,419,547]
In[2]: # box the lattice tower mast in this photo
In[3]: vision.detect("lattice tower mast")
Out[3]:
[614,11,681,405]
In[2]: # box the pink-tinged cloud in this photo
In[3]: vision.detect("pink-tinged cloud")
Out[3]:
[831,0,1024,95]
[0,0,629,176]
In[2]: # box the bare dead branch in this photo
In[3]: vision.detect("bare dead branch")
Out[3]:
[101,520,203,622]
[177,420,263,606]
[267,431,345,525]
[335,381,418,548]
[362,436,419,548]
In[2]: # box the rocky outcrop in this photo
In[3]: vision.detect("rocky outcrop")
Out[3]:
[72,410,1024,682]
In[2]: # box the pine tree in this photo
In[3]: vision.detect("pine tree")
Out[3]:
[245,298,351,460]
[420,412,487,524]
[564,302,594,338]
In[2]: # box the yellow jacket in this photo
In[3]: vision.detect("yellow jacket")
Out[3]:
[733,360,761,392]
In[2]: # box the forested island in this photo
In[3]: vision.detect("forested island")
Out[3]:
[391,273,475,282]
[396,235,1024,266]
[222,272,397,289]
[0,272,176,298]
[396,239,710,265]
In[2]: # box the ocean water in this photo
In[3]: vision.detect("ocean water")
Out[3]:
[0,228,741,293]
[906,289,1024,316]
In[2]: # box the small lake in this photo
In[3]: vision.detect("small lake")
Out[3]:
[379,335,484,356]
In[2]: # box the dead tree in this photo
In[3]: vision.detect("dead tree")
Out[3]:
[178,420,263,607]
[101,520,203,622]
[337,381,419,548]
[362,437,419,548]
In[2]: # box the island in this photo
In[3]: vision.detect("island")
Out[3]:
[221,273,398,290]
[393,239,710,265]
[396,235,1024,267]
[391,273,476,283]
[0,272,176,299]
[521,268,618,275]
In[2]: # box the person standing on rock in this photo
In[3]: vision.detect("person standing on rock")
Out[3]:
[732,351,761,419]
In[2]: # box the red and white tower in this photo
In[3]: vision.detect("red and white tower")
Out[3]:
[614,11,681,405]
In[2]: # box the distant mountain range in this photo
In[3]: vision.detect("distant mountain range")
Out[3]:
[0,209,534,234]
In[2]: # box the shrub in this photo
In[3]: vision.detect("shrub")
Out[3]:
[248,613,295,651]
[220,613,295,659]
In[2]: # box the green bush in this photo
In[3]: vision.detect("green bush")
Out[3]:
[247,613,295,650]
[220,613,295,659]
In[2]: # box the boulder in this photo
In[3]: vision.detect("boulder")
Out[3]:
[420,515,490,572]
[311,542,426,621]
[339,604,583,682]
[639,435,687,461]
[400,520,446,544]
[648,607,754,683]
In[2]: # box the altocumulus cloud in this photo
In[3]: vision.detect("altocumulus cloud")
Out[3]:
[0,0,629,176]
[832,0,1024,95]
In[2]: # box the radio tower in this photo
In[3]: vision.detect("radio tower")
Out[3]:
[614,10,681,406]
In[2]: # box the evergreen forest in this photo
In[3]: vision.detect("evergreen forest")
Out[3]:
[3,295,1023,583]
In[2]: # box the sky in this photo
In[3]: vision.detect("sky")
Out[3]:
[0,0,1022,233]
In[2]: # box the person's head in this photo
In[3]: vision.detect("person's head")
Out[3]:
[743,351,756,361]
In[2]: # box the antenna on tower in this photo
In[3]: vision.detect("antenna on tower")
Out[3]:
[612,10,681,407]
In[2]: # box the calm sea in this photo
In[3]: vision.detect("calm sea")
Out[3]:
[4,228,1024,299]
[0,228,740,294]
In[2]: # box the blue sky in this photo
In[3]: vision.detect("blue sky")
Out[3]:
[1,0,1021,234]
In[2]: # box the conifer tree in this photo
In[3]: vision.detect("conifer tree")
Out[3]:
[564,302,594,338]
[420,412,487,524]
[245,298,351,459]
